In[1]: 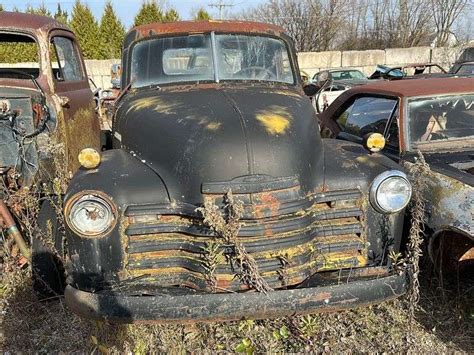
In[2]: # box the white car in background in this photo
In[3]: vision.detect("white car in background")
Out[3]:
[311,69,369,112]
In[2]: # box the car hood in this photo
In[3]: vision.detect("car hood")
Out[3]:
[114,84,323,204]
[424,151,474,187]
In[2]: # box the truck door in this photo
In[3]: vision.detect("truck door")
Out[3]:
[49,31,100,176]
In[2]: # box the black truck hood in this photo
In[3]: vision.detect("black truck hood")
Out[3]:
[115,84,323,204]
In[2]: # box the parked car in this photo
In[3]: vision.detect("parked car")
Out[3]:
[369,63,446,80]
[449,61,474,75]
[41,21,413,323]
[319,77,473,270]
[313,68,368,84]
[0,12,100,293]
[311,69,369,112]
[450,46,474,74]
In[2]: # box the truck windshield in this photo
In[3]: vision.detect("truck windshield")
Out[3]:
[408,94,474,150]
[130,33,294,87]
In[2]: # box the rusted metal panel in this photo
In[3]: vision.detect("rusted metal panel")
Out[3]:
[64,270,410,323]
[127,20,284,43]
[0,11,69,34]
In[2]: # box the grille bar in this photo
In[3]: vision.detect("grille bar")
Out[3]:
[123,188,366,291]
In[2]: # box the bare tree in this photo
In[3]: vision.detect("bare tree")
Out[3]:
[240,0,347,52]
[431,0,470,46]
[240,0,471,51]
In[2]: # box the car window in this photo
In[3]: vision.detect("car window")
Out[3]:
[408,93,474,150]
[337,96,398,137]
[456,64,474,75]
[51,37,84,81]
[216,34,294,84]
[0,33,39,78]
[386,116,400,148]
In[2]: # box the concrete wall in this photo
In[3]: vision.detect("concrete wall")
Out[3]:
[298,46,462,78]
[85,59,120,89]
[86,46,461,87]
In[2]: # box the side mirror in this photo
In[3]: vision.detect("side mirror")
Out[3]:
[110,64,121,89]
[303,83,318,97]
[315,70,333,87]
[303,70,333,97]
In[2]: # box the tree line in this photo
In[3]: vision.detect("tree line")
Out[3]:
[0,0,211,60]
[242,0,473,52]
[0,0,471,60]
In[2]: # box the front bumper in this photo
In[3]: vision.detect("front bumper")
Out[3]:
[65,270,410,323]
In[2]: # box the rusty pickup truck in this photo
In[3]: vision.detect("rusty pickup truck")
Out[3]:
[40,21,413,323]
[0,12,100,294]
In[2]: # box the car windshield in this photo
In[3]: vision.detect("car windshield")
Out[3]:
[331,70,365,80]
[130,33,294,88]
[408,93,474,150]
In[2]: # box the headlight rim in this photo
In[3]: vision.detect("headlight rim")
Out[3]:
[370,170,412,214]
[64,190,117,238]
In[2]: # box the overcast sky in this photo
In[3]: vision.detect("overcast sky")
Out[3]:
[0,0,255,27]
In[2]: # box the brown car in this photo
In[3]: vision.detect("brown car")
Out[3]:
[0,12,100,293]
[320,77,474,269]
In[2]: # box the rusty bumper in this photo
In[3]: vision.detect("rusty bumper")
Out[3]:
[65,270,410,323]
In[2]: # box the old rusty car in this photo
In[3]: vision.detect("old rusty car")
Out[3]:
[0,12,100,294]
[52,21,412,323]
[320,77,473,270]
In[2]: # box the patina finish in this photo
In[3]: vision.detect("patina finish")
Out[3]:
[63,20,412,323]
[319,77,474,269]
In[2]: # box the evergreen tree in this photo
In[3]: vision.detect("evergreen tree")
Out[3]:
[0,4,4,12]
[195,8,211,20]
[70,0,101,59]
[163,8,179,22]
[99,1,125,59]
[54,4,68,25]
[133,1,163,26]
[26,4,52,17]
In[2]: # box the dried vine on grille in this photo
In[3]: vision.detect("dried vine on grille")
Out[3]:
[404,151,429,321]
[197,190,272,293]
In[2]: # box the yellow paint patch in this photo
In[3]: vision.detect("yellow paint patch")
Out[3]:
[206,121,222,131]
[126,97,180,115]
[256,106,292,135]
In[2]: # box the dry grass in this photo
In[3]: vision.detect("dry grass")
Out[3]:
[1,254,472,353]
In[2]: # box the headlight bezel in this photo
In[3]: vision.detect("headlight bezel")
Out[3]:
[370,170,412,214]
[65,190,117,238]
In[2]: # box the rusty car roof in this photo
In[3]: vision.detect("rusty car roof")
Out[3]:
[0,11,68,35]
[123,20,287,49]
[320,76,474,133]
[343,77,474,98]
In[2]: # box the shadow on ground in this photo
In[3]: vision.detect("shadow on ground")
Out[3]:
[415,260,474,352]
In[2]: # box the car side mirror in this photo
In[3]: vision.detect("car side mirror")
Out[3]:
[303,70,333,97]
[110,64,121,89]
[303,83,318,97]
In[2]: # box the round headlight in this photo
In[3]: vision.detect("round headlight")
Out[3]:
[370,170,412,214]
[66,192,116,237]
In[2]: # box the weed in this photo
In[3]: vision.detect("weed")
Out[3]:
[197,190,271,293]
[404,152,430,321]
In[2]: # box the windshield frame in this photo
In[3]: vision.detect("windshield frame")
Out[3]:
[126,31,298,88]
[404,92,474,152]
